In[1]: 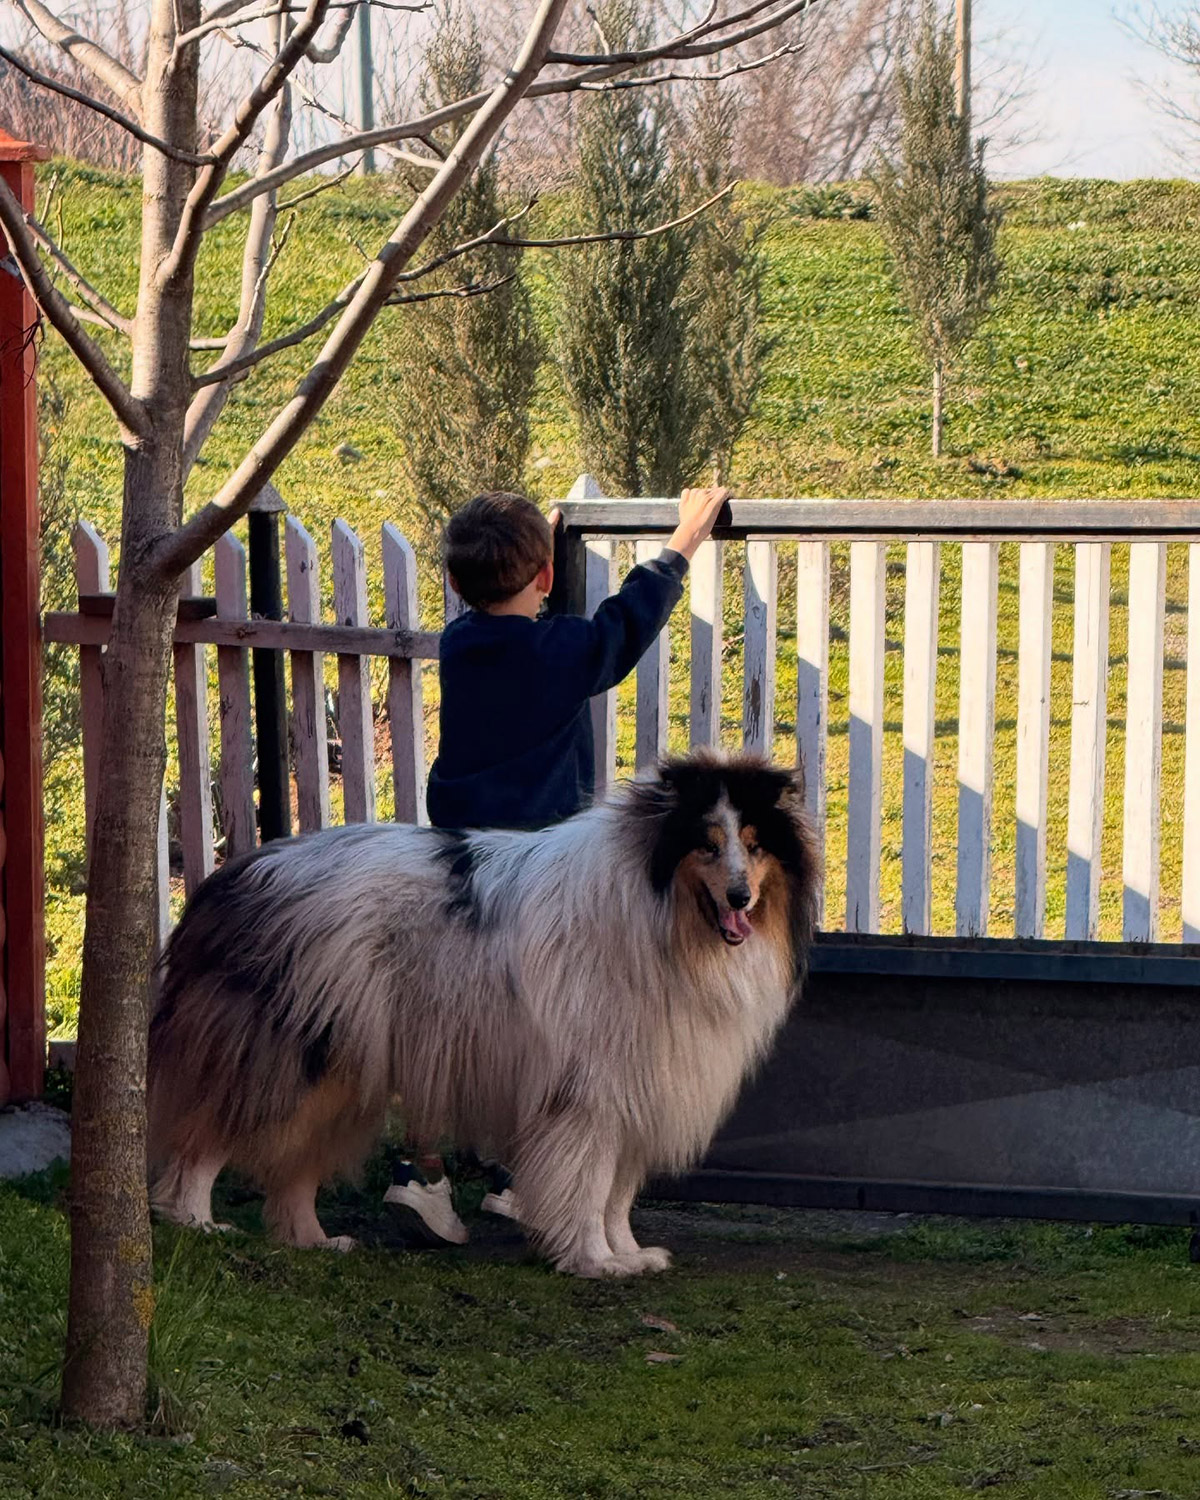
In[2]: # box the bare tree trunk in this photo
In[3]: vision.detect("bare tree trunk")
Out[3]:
[932,359,944,458]
[62,0,200,1426]
[61,540,179,1426]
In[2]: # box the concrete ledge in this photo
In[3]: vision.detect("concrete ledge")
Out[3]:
[0,1101,70,1178]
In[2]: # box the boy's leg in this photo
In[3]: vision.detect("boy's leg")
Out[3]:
[480,1160,520,1221]
[384,1146,469,1244]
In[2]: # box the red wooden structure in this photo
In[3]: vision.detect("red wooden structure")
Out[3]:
[0,130,48,1101]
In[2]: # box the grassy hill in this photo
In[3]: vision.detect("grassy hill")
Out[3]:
[35,168,1200,1027]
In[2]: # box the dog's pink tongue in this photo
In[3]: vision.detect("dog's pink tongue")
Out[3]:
[722,908,754,940]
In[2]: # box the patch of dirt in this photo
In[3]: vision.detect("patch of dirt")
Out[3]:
[965,1307,1187,1357]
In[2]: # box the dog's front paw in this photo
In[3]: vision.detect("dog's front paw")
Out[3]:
[615,1246,672,1274]
[321,1234,357,1253]
[556,1252,636,1279]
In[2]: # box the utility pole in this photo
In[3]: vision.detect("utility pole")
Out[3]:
[954,0,971,125]
[356,0,376,175]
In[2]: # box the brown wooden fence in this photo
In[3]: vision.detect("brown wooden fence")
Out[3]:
[45,515,434,935]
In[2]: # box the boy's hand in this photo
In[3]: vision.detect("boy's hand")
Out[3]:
[668,486,732,562]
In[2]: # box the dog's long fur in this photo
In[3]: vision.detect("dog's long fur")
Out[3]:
[148,752,820,1276]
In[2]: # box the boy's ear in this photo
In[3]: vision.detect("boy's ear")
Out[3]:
[448,573,464,600]
[536,558,554,596]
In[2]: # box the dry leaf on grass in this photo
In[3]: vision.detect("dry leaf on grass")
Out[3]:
[645,1351,682,1364]
[641,1315,679,1334]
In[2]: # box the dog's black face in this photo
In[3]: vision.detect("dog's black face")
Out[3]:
[636,755,818,960]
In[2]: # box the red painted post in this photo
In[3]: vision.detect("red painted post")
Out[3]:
[0,130,50,1101]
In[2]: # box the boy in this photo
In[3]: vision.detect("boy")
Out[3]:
[385,484,731,1242]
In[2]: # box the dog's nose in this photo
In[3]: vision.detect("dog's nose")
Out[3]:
[727,885,751,910]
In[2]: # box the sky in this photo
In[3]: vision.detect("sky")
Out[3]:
[989,0,1198,178]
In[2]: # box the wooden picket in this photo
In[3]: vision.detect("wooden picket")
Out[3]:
[846,542,885,934]
[690,538,723,750]
[1065,543,1111,941]
[174,560,214,897]
[901,541,940,936]
[1123,542,1166,942]
[214,533,256,859]
[382,523,426,825]
[586,538,618,791]
[743,540,777,755]
[286,517,331,833]
[332,521,375,825]
[1185,544,1200,944]
[635,538,669,768]
[1015,543,1055,940]
[956,542,998,938]
[795,541,829,923]
[73,521,108,866]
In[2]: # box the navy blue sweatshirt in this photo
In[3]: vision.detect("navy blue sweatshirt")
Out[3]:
[426,550,688,830]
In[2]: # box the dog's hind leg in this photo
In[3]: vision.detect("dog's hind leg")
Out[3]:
[603,1155,672,1274]
[151,1152,233,1233]
[263,1174,355,1252]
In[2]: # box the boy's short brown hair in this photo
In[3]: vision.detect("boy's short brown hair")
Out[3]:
[443,492,554,609]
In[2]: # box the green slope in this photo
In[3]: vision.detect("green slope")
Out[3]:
[35,168,1200,1026]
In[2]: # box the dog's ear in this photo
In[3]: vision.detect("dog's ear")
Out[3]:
[641,758,711,894]
[783,760,806,807]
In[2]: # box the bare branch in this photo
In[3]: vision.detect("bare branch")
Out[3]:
[581,40,803,90]
[183,4,297,468]
[11,0,143,112]
[181,0,427,48]
[277,160,358,211]
[304,0,356,63]
[189,269,367,387]
[186,179,733,441]
[0,175,146,437]
[203,0,818,228]
[546,0,810,63]
[387,184,732,293]
[216,23,442,170]
[0,43,217,165]
[155,0,572,579]
[384,274,515,307]
[21,209,132,335]
[159,0,332,288]
[490,183,735,248]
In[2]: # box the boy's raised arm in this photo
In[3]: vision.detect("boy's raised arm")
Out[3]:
[545,486,731,698]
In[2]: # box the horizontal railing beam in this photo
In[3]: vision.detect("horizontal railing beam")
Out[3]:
[44,605,441,660]
[558,497,1200,540]
[810,931,1200,987]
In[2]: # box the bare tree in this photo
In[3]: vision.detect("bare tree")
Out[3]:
[734,0,1037,184]
[0,0,818,1430]
[1124,3,1200,159]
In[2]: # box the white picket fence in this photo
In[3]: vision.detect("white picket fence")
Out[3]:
[44,485,1200,950]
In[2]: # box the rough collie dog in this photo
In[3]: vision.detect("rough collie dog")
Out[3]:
[148,752,820,1277]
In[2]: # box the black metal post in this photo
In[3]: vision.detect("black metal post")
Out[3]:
[248,503,290,842]
[547,516,587,618]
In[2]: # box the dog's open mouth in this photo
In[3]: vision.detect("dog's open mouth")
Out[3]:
[703,889,754,945]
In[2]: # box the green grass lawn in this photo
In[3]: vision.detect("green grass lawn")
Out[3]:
[7,1163,1200,1498]
[20,172,1200,1497]
[36,169,1200,1029]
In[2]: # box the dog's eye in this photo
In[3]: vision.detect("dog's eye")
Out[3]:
[702,843,720,860]
[745,841,761,856]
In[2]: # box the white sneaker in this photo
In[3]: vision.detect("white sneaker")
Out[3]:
[384,1177,469,1244]
[481,1187,520,1221]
